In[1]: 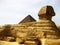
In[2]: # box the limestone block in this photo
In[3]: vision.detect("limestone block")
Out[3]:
[16,38,23,43]
[24,41,38,45]
[0,41,19,45]
[44,39,60,45]
[3,37,15,42]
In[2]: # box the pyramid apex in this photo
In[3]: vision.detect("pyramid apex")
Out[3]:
[19,15,36,24]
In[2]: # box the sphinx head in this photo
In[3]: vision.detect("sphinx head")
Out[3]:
[38,6,55,20]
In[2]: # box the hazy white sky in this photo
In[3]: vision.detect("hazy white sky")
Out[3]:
[0,0,60,25]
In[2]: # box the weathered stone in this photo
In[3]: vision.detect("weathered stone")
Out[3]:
[24,37,41,45]
[38,6,55,16]
[24,41,38,45]
[38,6,55,20]
[0,5,60,45]
[37,6,59,39]
[44,39,60,45]
[0,41,19,45]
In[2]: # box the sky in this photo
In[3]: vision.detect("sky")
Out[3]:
[0,0,60,25]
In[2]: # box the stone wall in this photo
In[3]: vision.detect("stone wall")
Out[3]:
[43,39,60,45]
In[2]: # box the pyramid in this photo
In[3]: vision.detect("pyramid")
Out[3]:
[19,15,36,24]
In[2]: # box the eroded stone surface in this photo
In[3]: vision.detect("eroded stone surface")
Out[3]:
[38,6,55,20]
[0,6,60,45]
